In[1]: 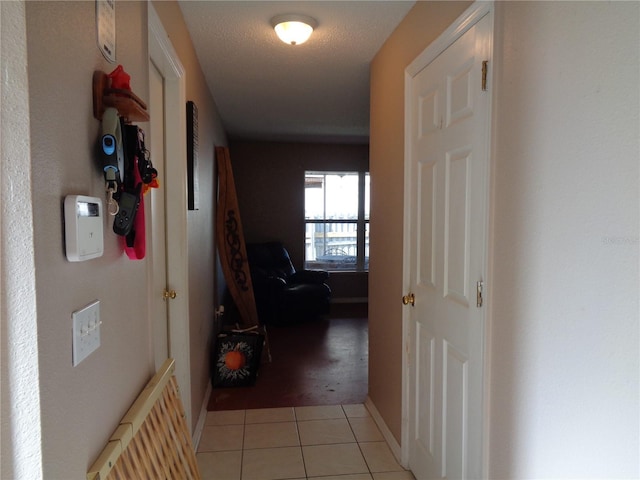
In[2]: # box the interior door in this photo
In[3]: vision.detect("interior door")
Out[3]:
[147,4,191,428]
[405,10,492,480]
[148,61,170,370]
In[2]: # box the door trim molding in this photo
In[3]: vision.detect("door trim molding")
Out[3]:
[406,2,492,78]
[148,4,192,430]
[401,0,494,473]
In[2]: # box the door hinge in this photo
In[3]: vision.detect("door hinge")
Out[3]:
[163,289,177,301]
[476,280,484,308]
[481,60,489,91]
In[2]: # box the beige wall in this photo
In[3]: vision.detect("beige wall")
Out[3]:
[26,3,152,477]
[229,140,369,300]
[368,1,472,443]
[17,1,223,477]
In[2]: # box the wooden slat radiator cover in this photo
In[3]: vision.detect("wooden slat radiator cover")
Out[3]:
[87,359,200,480]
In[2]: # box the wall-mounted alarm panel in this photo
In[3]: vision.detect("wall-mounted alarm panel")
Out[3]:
[64,195,104,262]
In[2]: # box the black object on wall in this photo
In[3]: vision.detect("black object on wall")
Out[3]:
[186,101,199,210]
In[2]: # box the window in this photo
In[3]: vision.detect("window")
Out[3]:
[304,171,369,271]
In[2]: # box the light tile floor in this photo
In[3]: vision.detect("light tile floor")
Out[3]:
[197,404,416,480]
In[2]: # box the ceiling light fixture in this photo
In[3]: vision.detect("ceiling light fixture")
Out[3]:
[271,14,318,46]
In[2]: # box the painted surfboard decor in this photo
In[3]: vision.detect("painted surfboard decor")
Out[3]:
[215,146,259,330]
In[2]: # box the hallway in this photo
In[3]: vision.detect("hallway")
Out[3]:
[197,404,414,479]
[209,304,369,410]
[200,304,414,478]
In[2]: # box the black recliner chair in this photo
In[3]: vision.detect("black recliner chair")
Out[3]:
[246,242,331,326]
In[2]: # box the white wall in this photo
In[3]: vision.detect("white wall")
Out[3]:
[1,2,43,478]
[489,2,639,477]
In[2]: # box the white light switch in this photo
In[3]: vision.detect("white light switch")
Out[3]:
[72,300,101,366]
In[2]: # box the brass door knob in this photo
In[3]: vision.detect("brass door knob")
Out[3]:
[163,289,177,300]
[402,293,415,306]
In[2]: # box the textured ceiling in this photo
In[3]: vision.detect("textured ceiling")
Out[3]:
[178,1,415,144]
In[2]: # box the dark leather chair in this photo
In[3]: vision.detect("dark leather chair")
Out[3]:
[246,242,331,325]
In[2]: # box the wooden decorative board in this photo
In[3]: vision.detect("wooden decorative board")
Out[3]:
[215,146,259,330]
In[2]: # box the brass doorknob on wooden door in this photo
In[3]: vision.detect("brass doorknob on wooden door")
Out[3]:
[163,289,177,300]
[402,293,415,306]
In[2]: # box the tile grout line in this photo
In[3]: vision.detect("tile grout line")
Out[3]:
[294,408,310,480]
[342,404,374,475]
[240,409,246,480]
[202,404,409,480]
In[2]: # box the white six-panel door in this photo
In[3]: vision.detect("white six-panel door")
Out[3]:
[148,4,192,429]
[404,6,492,479]
[148,61,170,370]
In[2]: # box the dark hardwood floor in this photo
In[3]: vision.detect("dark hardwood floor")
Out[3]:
[207,303,368,411]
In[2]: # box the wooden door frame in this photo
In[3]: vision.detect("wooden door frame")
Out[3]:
[148,4,192,430]
[401,1,494,473]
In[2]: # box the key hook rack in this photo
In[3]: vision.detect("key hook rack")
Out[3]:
[92,70,149,123]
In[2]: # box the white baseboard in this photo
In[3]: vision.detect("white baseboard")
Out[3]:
[192,382,212,451]
[364,396,404,466]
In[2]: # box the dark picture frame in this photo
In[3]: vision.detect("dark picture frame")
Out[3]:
[212,331,264,387]
[186,101,199,210]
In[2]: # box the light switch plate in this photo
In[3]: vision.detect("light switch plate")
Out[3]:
[72,300,101,366]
